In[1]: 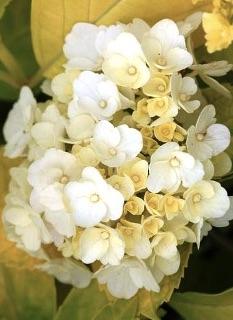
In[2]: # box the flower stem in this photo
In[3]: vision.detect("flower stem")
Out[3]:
[0,70,20,88]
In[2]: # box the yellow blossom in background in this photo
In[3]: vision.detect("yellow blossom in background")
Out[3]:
[144,191,164,216]
[108,175,135,200]
[142,216,164,238]
[159,195,185,220]
[143,72,171,97]
[118,157,148,191]
[132,98,151,126]
[124,196,145,215]
[203,12,233,52]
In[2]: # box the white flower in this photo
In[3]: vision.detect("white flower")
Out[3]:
[38,258,92,288]
[152,231,178,259]
[118,220,152,259]
[171,73,200,113]
[3,86,36,158]
[186,105,230,161]
[95,257,159,299]
[3,201,51,251]
[102,32,150,89]
[66,114,96,142]
[147,142,204,193]
[72,71,120,120]
[63,23,122,71]
[51,69,80,103]
[92,120,143,167]
[177,12,203,37]
[121,18,150,42]
[64,167,124,228]
[63,23,103,71]
[148,251,180,284]
[142,19,193,73]
[79,225,125,265]
[190,61,233,99]
[31,103,66,150]
[183,180,230,223]
[28,148,81,212]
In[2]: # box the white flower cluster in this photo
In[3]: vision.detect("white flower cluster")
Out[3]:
[3,16,233,300]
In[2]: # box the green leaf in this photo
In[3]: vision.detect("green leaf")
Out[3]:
[95,296,138,320]
[0,0,11,19]
[0,0,38,101]
[0,264,56,319]
[55,280,109,320]
[170,288,233,320]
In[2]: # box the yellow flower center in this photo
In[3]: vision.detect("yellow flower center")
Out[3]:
[131,175,140,183]
[157,57,167,66]
[196,133,205,141]
[170,157,180,167]
[157,84,166,92]
[90,193,100,203]
[156,99,165,108]
[128,65,137,75]
[99,99,107,109]
[192,193,202,203]
[101,231,110,239]
[179,93,190,102]
[60,175,69,184]
[108,147,117,156]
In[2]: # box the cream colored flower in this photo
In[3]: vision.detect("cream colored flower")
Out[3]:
[177,12,203,37]
[118,157,148,192]
[63,23,123,71]
[121,18,150,42]
[72,71,121,120]
[186,105,231,161]
[66,114,96,142]
[72,145,99,167]
[79,225,124,265]
[183,180,230,223]
[164,215,196,244]
[3,86,37,158]
[124,196,145,215]
[3,201,51,251]
[159,194,185,220]
[147,96,178,118]
[143,72,170,97]
[95,257,159,299]
[38,258,92,288]
[190,61,232,99]
[142,216,164,238]
[147,142,204,193]
[171,73,200,113]
[142,19,193,73]
[51,68,80,103]
[144,192,163,216]
[151,231,178,259]
[28,148,81,212]
[152,118,177,142]
[65,167,124,227]
[92,120,143,167]
[108,175,135,200]
[117,219,151,259]
[102,32,150,89]
[148,251,180,283]
[31,104,66,150]
[132,98,151,126]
